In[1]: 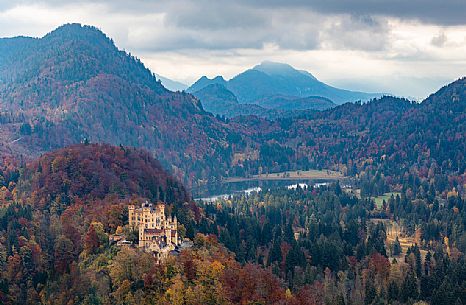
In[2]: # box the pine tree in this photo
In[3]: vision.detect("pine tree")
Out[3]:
[401,270,418,302]
[365,279,377,305]
[392,236,402,256]
[269,238,282,266]
[387,281,399,302]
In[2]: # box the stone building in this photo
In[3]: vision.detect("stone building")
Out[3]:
[128,201,178,259]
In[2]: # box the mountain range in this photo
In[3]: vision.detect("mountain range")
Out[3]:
[0,24,464,191]
[186,61,383,118]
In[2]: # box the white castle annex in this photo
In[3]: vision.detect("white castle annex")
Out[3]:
[128,201,178,260]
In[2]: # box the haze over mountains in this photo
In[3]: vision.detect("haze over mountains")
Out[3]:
[0,24,464,191]
[186,61,383,117]
[155,74,188,92]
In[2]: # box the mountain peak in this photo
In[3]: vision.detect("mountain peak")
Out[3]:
[188,61,382,105]
[43,23,113,46]
[253,61,317,80]
[253,61,294,74]
[213,75,226,82]
[187,75,227,93]
[46,23,101,35]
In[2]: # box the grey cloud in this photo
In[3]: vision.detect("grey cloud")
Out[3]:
[164,1,266,30]
[62,0,466,26]
[149,3,376,52]
[0,0,460,53]
[319,15,390,51]
[2,0,465,26]
[240,0,466,26]
[124,2,323,52]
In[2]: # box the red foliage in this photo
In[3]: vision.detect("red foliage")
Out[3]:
[294,282,325,305]
[84,224,100,254]
[222,264,286,304]
[18,143,189,208]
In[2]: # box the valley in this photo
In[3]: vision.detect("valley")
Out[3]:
[0,22,464,305]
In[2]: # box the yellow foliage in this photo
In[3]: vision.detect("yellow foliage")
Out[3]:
[91,221,104,233]
[447,188,458,198]
[165,275,185,305]
[209,260,224,277]
[115,226,123,235]
[444,236,451,255]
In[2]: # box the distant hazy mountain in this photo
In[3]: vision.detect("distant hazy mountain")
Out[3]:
[194,83,335,118]
[187,61,381,118]
[255,95,335,111]
[155,74,188,91]
[194,84,285,118]
[189,75,227,93]
[188,61,382,108]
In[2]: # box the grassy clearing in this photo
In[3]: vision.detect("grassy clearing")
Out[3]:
[223,169,344,183]
[372,192,401,209]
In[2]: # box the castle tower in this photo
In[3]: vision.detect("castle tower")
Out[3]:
[129,201,179,256]
[128,205,136,229]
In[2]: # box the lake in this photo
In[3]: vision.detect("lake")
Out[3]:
[194,179,342,203]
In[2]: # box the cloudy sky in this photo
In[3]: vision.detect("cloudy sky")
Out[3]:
[1,0,465,98]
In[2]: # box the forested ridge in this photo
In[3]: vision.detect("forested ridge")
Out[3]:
[0,144,199,304]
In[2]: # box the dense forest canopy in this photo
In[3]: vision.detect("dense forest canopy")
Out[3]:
[197,184,466,304]
[16,144,190,209]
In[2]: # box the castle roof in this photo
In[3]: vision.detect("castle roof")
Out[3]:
[144,228,164,235]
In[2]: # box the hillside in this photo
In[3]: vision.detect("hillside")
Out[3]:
[0,24,235,187]
[255,95,335,111]
[17,143,190,208]
[228,84,464,187]
[2,143,279,305]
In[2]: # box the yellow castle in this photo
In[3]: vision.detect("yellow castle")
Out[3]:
[128,201,178,259]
